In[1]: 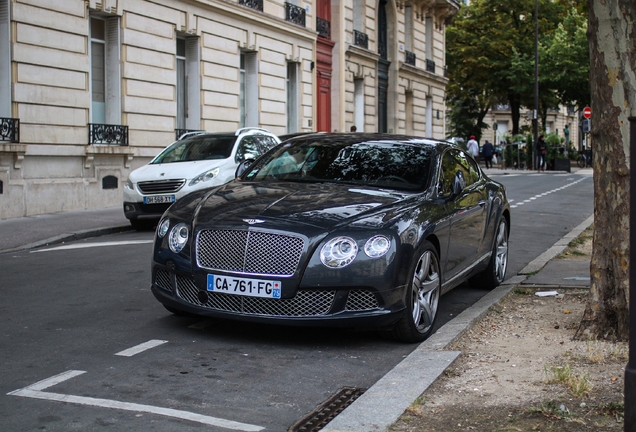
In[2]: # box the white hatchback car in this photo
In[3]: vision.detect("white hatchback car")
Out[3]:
[123,127,280,228]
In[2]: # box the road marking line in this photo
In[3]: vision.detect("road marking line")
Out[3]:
[115,340,168,357]
[509,177,588,209]
[8,370,264,431]
[31,240,153,253]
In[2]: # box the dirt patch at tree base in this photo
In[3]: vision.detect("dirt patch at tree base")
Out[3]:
[388,285,626,432]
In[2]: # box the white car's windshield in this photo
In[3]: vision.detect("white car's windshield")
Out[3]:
[243,138,434,191]
[151,136,235,164]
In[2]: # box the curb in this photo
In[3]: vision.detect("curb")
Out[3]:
[0,225,133,254]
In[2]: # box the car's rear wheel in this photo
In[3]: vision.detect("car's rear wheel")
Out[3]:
[392,241,441,343]
[470,217,508,289]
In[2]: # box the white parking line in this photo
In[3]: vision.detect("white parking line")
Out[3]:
[8,370,264,431]
[31,240,153,253]
[115,340,168,357]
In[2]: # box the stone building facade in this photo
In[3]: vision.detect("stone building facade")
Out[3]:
[0,0,458,219]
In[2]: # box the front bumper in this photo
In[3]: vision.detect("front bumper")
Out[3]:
[123,201,173,221]
[151,266,406,328]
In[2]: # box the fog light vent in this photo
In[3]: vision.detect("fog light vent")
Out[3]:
[288,387,366,432]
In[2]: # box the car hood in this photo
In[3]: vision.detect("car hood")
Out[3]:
[183,181,419,231]
[130,159,231,181]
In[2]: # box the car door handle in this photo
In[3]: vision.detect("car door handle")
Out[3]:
[479,200,486,207]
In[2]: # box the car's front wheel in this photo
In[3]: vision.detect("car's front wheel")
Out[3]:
[392,241,441,343]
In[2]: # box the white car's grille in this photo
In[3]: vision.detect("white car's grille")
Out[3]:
[138,179,185,194]
[196,229,305,276]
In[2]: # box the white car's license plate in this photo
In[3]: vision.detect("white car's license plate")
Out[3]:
[207,274,282,299]
[144,195,175,204]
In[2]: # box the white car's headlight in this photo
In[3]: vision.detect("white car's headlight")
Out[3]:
[189,167,220,186]
[168,223,189,253]
[157,217,170,238]
[320,236,359,268]
[125,179,134,190]
[364,235,391,258]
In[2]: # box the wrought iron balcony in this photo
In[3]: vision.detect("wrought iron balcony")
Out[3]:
[238,0,263,12]
[354,30,369,49]
[405,50,416,66]
[285,2,305,27]
[317,17,330,39]
[494,103,511,111]
[88,123,129,146]
[0,118,19,143]
[426,59,436,73]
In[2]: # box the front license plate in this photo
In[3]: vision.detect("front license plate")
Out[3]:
[207,274,282,299]
[144,195,175,204]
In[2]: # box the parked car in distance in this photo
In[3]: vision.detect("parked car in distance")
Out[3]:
[123,128,280,229]
[150,133,510,343]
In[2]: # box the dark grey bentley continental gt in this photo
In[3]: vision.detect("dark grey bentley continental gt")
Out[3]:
[151,133,510,343]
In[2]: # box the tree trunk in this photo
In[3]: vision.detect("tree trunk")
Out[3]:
[508,93,521,136]
[575,0,635,341]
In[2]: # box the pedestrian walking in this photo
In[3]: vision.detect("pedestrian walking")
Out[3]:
[537,135,547,172]
[467,135,479,158]
[481,140,495,169]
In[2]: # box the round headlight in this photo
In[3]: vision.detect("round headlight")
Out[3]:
[157,217,170,238]
[168,223,189,253]
[320,236,359,268]
[364,235,391,258]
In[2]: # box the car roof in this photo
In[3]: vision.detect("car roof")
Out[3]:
[178,128,276,141]
[280,132,451,150]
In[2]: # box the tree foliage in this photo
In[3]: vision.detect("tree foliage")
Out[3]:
[445,0,589,137]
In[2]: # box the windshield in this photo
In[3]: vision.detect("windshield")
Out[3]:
[151,136,236,164]
[243,138,435,191]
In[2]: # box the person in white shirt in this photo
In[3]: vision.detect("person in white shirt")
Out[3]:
[467,135,479,158]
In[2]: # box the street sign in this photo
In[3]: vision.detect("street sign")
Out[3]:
[583,106,592,119]
[583,119,591,133]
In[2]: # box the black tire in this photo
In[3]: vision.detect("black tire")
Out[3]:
[392,241,441,343]
[577,157,585,168]
[470,217,509,289]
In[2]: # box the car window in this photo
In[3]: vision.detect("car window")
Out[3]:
[438,151,459,197]
[235,136,262,162]
[151,136,235,164]
[243,139,434,192]
[455,150,480,186]
[257,136,279,153]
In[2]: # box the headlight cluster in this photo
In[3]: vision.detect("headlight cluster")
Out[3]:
[189,167,220,186]
[157,218,190,253]
[320,235,391,268]
[124,179,134,190]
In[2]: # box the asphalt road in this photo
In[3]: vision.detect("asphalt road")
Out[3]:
[0,170,594,431]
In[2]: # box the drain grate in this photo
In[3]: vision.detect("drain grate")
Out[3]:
[288,387,366,432]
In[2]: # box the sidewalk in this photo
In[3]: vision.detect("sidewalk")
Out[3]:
[0,206,593,431]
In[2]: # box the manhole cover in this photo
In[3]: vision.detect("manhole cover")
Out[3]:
[288,387,366,432]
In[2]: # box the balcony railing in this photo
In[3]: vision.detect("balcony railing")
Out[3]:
[494,103,511,111]
[405,50,416,66]
[425,59,436,73]
[353,30,368,49]
[88,123,129,146]
[238,0,263,12]
[285,2,306,27]
[316,17,330,39]
[0,118,19,143]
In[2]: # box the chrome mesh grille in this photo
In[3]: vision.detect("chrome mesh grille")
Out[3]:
[155,269,172,292]
[138,179,185,194]
[176,275,334,316]
[197,229,305,276]
[345,290,380,311]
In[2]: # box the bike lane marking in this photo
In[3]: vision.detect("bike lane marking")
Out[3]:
[115,339,168,357]
[510,177,588,209]
[8,370,264,431]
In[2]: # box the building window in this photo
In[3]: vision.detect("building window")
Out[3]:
[102,175,118,189]
[405,91,414,135]
[0,0,10,118]
[354,78,364,132]
[240,52,258,128]
[176,36,201,132]
[425,16,434,65]
[353,0,364,33]
[426,95,433,137]
[286,62,299,133]
[90,16,121,125]
[405,5,413,52]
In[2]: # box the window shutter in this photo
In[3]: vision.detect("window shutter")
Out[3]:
[244,52,258,127]
[105,17,121,125]
[185,37,201,130]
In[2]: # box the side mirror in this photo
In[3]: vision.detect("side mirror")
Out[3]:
[235,159,254,179]
[451,171,466,197]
